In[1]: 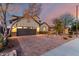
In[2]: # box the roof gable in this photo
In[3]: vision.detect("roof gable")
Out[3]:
[11,15,50,28]
[40,22,49,27]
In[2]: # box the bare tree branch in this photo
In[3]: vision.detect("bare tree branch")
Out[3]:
[24,3,42,17]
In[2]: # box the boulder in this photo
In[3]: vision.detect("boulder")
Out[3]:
[0,50,17,56]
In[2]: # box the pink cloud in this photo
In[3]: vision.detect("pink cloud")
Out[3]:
[45,4,79,25]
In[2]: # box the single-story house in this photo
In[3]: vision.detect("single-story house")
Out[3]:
[11,15,49,36]
[11,16,40,36]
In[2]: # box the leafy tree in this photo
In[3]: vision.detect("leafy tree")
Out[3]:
[71,20,79,32]
[53,18,64,35]
[60,13,75,28]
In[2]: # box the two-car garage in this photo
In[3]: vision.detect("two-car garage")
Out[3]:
[11,27,37,36]
[11,17,40,36]
[17,29,36,36]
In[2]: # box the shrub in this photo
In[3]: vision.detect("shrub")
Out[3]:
[0,33,3,43]
[0,33,4,49]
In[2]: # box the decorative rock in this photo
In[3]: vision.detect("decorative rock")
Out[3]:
[0,50,17,56]
[8,50,17,56]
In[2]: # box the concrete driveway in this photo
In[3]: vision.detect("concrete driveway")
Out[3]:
[42,38,79,56]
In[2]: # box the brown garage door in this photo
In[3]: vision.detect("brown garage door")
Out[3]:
[17,29,36,36]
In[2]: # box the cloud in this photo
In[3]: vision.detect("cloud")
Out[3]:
[45,4,78,25]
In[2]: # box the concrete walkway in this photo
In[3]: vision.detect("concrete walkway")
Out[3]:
[42,38,79,56]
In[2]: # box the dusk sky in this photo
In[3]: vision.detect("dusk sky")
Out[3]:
[6,3,79,25]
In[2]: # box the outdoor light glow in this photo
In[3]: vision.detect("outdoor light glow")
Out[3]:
[12,27,17,32]
[43,27,46,31]
[12,27,15,28]
[64,28,69,34]
[37,27,40,32]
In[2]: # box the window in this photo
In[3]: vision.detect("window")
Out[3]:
[43,27,46,31]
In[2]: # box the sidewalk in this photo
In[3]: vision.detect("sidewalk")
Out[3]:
[42,38,79,56]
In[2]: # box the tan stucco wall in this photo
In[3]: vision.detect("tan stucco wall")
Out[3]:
[13,18,39,29]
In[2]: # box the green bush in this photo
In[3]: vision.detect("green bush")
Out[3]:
[0,33,3,43]
[0,33,4,50]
